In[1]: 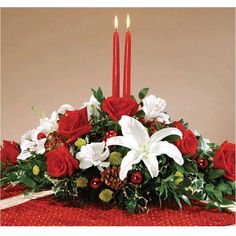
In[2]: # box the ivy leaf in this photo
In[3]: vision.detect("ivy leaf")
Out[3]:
[180,195,191,206]
[208,169,224,180]
[20,175,36,188]
[138,88,149,99]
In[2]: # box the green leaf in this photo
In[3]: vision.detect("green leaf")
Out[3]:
[138,88,149,99]
[20,175,36,188]
[174,194,182,209]
[163,135,181,143]
[92,87,105,103]
[205,183,215,194]
[213,190,223,203]
[136,110,145,118]
[180,195,191,206]
[217,183,232,194]
[206,201,222,211]
[208,169,224,180]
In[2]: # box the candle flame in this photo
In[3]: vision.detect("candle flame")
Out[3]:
[126,14,130,30]
[114,15,118,31]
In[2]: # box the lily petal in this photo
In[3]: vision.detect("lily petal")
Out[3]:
[120,150,142,180]
[119,116,149,148]
[142,155,160,178]
[150,141,184,165]
[150,127,182,144]
[106,136,138,150]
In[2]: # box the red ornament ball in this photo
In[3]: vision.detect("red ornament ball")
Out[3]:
[197,158,209,169]
[104,130,118,142]
[37,132,46,140]
[90,178,102,189]
[131,171,143,185]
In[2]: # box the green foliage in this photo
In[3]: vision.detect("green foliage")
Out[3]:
[208,169,224,180]
[138,88,149,99]
[92,87,105,103]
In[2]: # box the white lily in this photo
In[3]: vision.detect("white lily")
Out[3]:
[76,141,110,171]
[142,95,170,124]
[107,116,183,180]
[82,95,100,119]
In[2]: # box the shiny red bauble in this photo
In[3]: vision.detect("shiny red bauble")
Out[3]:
[90,178,102,189]
[37,132,46,140]
[104,130,118,142]
[131,171,143,185]
[197,158,209,169]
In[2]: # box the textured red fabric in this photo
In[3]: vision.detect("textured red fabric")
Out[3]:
[0,187,235,226]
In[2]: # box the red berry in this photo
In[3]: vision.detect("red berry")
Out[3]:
[37,132,46,140]
[90,178,102,189]
[138,117,145,123]
[131,171,143,185]
[197,158,209,169]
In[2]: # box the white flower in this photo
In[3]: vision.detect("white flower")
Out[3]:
[18,104,74,160]
[76,142,110,171]
[201,138,212,153]
[82,95,100,119]
[193,130,201,137]
[107,116,183,180]
[17,129,47,160]
[142,95,170,124]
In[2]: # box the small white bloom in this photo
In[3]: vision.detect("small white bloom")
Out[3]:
[201,138,212,153]
[76,141,110,171]
[57,104,74,115]
[107,116,183,180]
[82,95,100,119]
[142,95,170,124]
[17,138,47,160]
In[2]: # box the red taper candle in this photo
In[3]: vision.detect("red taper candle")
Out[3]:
[123,14,131,98]
[112,16,120,97]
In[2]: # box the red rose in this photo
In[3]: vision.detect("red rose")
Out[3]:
[174,123,198,156]
[46,145,79,177]
[0,140,20,165]
[101,96,139,121]
[213,141,235,181]
[58,107,92,142]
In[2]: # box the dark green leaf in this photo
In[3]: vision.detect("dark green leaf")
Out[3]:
[208,169,224,180]
[206,201,222,211]
[138,88,149,99]
[163,135,181,143]
[213,190,223,203]
[205,183,215,194]
[136,110,145,118]
[20,176,36,188]
[217,183,232,194]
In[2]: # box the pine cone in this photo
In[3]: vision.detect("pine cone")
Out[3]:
[101,166,126,190]
[45,132,69,152]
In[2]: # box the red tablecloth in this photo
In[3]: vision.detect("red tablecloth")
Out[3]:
[0,186,235,226]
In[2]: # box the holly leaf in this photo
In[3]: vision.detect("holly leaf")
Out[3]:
[138,88,149,99]
[92,87,105,103]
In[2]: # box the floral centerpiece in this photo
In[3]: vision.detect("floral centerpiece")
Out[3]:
[1,87,235,213]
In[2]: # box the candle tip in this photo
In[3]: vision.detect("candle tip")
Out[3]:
[114,15,118,31]
[126,14,130,30]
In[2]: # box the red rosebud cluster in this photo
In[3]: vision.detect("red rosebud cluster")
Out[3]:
[46,146,79,177]
[101,96,139,122]
[58,107,92,142]
[213,141,235,181]
[0,140,20,165]
[173,121,198,157]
